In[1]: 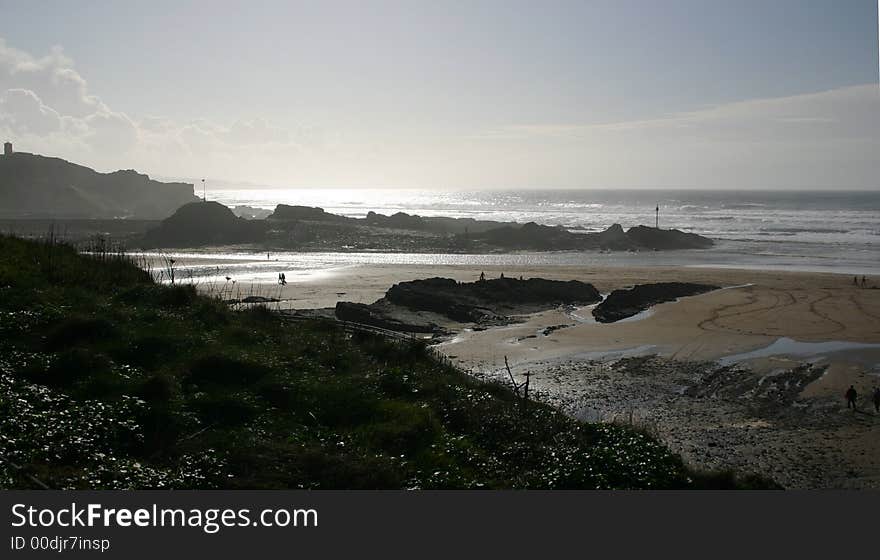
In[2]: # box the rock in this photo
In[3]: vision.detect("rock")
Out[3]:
[334,301,438,333]
[240,296,279,304]
[364,211,517,234]
[625,225,715,250]
[594,223,630,250]
[141,201,267,247]
[471,222,714,251]
[365,211,426,230]
[385,276,602,323]
[593,282,719,323]
[472,222,580,250]
[266,204,348,222]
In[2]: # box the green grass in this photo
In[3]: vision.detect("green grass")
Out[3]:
[0,234,776,489]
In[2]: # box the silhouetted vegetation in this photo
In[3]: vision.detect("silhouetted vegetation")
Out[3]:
[0,234,774,489]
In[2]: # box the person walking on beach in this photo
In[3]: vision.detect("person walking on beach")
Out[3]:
[873,387,880,413]
[281,272,287,286]
[479,271,485,282]
[853,276,859,286]
[861,275,867,288]
[845,385,858,410]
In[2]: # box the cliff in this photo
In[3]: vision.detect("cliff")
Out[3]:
[0,152,197,219]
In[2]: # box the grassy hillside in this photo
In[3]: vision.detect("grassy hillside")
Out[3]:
[0,235,770,489]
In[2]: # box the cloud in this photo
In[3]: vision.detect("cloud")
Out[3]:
[225,118,290,145]
[83,109,139,153]
[475,85,880,188]
[0,37,307,183]
[0,39,101,117]
[0,88,63,135]
[1,35,877,189]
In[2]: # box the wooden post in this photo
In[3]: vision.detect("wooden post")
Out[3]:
[504,356,520,397]
[522,371,531,410]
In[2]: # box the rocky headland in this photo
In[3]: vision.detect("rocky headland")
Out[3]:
[0,152,196,219]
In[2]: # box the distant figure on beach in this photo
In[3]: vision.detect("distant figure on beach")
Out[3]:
[873,387,880,413]
[479,271,485,282]
[267,252,270,260]
[500,272,505,279]
[853,276,858,286]
[281,272,287,286]
[861,275,867,288]
[845,385,858,410]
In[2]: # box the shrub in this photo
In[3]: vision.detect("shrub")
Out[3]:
[362,401,440,454]
[193,393,261,427]
[45,316,118,350]
[185,355,272,389]
[311,383,379,427]
[138,373,179,403]
[37,348,114,388]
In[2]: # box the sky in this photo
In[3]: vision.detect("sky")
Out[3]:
[0,0,878,189]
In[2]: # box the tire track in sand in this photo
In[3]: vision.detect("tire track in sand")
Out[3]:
[698,289,796,334]
[698,289,848,338]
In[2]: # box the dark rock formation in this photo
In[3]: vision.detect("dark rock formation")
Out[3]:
[364,211,514,234]
[472,222,579,250]
[471,222,713,251]
[141,201,267,247]
[0,152,197,218]
[267,204,349,222]
[334,301,438,333]
[592,282,719,323]
[385,276,602,323]
[624,225,714,250]
[365,211,425,230]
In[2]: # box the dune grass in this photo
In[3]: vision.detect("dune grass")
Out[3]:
[0,234,775,489]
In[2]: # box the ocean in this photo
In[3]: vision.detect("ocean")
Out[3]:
[165,188,880,281]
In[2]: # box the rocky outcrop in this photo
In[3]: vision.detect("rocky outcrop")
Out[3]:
[625,225,714,250]
[385,277,602,323]
[0,152,197,218]
[471,223,713,251]
[473,222,580,250]
[592,282,719,323]
[364,211,515,234]
[141,201,267,247]
[267,204,350,222]
[334,301,438,333]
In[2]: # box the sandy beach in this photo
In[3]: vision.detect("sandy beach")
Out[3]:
[158,254,880,488]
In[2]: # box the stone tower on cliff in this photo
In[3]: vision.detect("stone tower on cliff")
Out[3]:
[3,141,11,156]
